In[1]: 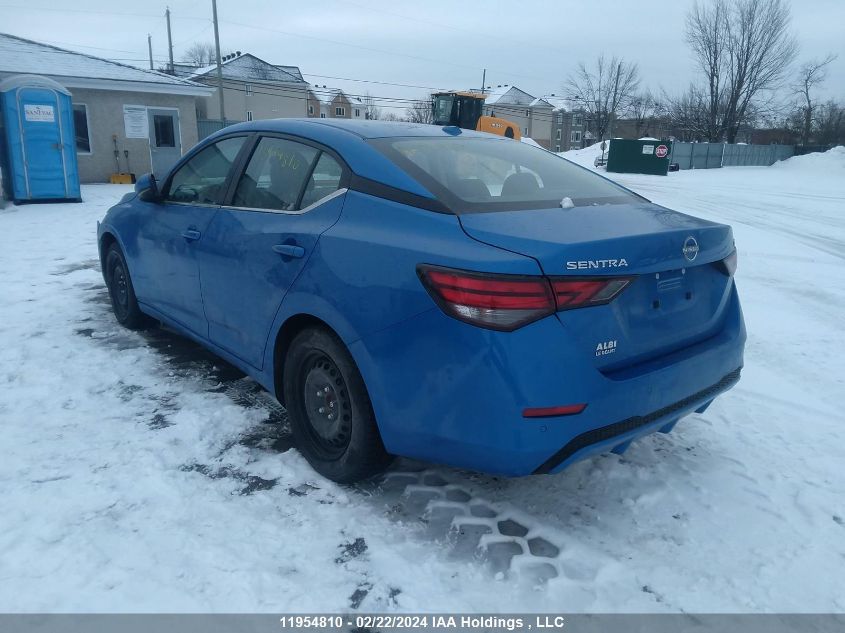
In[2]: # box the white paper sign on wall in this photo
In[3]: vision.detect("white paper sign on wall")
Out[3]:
[123,105,149,139]
[24,104,55,122]
[641,144,655,155]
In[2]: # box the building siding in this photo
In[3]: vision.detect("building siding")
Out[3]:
[69,88,199,183]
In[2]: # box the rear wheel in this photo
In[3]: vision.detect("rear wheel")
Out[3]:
[283,327,391,483]
[105,243,150,330]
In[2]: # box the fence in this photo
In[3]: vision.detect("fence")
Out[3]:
[197,119,243,141]
[669,142,794,170]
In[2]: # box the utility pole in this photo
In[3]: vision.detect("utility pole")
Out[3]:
[211,0,226,122]
[147,34,153,70]
[481,68,486,93]
[165,7,174,74]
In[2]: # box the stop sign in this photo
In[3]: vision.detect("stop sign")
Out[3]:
[655,144,669,158]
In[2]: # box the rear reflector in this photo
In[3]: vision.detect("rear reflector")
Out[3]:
[523,403,587,418]
[418,265,632,331]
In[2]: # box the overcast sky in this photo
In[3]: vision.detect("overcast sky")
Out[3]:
[2,0,843,114]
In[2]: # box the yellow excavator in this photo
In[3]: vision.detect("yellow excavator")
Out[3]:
[432,91,521,140]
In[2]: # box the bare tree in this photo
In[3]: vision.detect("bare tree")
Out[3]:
[380,111,403,122]
[664,84,712,141]
[685,0,798,142]
[565,55,640,141]
[814,100,845,146]
[184,42,217,67]
[362,92,381,120]
[627,91,660,137]
[406,98,434,125]
[685,0,728,140]
[792,53,837,145]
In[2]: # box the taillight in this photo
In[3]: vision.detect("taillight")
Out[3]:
[418,265,555,331]
[549,277,631,310]
[418,265,632,331]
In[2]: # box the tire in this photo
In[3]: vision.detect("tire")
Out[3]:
[283,327,392,483]
[105,243,150,330]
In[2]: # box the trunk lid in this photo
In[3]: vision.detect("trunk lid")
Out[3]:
[459,202,737,374]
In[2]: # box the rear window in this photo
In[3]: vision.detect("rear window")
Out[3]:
[371,136,638,212]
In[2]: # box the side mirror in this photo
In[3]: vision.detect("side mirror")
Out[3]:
[135,173,162,202]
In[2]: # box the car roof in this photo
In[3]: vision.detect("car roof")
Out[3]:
[222,117,496,140]
[203,119,502,200]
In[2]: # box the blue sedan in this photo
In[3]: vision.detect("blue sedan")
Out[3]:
[97,119,745,483]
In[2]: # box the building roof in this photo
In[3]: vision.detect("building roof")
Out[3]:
[0,32,211,96]
[309,87,363,106]
[190,53,305,83]
[529,97,553,108]
[483,85,535,106]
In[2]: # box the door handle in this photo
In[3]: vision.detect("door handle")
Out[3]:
[181,229,201,242]
[272,244,305,258]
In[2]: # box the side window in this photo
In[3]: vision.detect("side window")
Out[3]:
[300,153,343,208]
[167,136,246,204]
[233,137,318,211]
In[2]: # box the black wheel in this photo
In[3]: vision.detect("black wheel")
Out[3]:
[105,243,150,330]
[283,327,392,483]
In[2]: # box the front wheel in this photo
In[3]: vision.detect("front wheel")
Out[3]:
[283,327,392,483]
[105,243,150,330]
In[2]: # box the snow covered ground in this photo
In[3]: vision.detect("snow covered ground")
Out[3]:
[1,148,844,613]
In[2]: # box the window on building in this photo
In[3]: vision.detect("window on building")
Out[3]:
[571,130,582,143]
[555,144,561,152]
[153,115,175,148]
[320,113,326,118]
[354,108,361,118]
[166,136,247,204]
[525,109,530,116]
[233,137,319,211]
[308,104,314,115]
[72,104,91,153]
[335,106,345,117]
[523,128,528,136]
[245,83,252,96]
[556,129,562,141]
[247,111,253,122]
[556,113,563,124]
[573,115,583,126]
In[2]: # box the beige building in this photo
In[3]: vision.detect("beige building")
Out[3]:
[181,53,308,123]
[0,32,211,182]
[306,87,365,119]
[481,85,554,148]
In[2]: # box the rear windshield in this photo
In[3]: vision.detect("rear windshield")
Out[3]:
[371,136,639,213]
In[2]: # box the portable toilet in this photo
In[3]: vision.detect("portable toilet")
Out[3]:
[0,75,81,203]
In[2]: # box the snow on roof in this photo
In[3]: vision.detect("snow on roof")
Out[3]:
[190,54,305,83]
[309,87,362,106]
[483,85,535,106]
[0,32,207,92]
[529,97,553,108]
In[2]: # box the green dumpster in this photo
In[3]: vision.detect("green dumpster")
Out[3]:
[606,139,672,175]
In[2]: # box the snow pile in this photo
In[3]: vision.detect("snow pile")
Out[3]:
[772,145,845,171]
[561,142,607,168]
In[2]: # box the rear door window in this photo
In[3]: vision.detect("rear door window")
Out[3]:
[233,137,319,211]
[300,153,344,208]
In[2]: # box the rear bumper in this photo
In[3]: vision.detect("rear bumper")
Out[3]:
[351,282,746,477]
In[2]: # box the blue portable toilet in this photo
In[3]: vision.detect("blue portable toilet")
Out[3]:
[0,75,81,203]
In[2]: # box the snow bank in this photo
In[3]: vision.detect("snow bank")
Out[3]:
[773,145,845,171]
[561,142,607,168]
